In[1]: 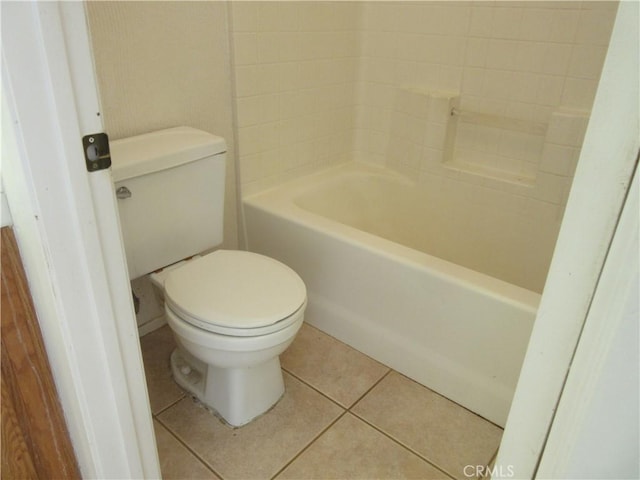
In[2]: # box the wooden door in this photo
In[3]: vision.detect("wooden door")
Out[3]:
[1,227,80,478]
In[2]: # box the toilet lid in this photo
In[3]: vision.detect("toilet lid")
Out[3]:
[164,250,306,333]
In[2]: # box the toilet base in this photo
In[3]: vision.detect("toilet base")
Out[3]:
[170,348,285,427]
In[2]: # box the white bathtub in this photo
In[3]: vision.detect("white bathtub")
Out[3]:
[244,162,540,426]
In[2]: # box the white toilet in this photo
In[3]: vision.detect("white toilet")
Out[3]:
[110,127,307,426]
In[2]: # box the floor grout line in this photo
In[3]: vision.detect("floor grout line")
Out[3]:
[281,365,458,480]
[346,367,392,409]
[390,370,504,430]
[268,410,348,480]
[349,409,457,480]
[280,366,348,409]
[145,324,501,480]
[155,413,225,480]
[152,393,186,417]
[281,362,391,411]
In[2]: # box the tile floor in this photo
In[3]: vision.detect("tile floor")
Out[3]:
[141,323,502,480]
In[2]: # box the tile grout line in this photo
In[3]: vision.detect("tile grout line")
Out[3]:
[391,370,504,430]
[156,369,353,480]
[354,369,502,479]
[149,327,499,480]
[281,363,392,411]
[152,392,186,417]
[269,366,393,480]
[280,366,348,410]
[154,366,349,480]
[155,412,225,480]
[268,410,349,480]
[344,368,458,478]
[301,323,392,369]
[346,367,393,408]
[276,367,460,479]
[154,374,462,480]
[348,409,458,480]
[154,372,480,480]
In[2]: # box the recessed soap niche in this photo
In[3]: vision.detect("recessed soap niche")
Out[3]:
[387,87,589,206]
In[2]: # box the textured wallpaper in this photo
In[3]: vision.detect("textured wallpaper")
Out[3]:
[87,1,239,249]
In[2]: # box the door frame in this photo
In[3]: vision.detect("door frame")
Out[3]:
[2,2,160,477]
[494,2,639,477]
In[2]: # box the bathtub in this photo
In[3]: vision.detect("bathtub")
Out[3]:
[243,162,540,426]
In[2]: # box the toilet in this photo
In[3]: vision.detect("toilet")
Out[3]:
[110,127,307,426]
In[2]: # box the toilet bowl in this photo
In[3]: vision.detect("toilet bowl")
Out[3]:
[110,127,307,426]
[161,249,306,426]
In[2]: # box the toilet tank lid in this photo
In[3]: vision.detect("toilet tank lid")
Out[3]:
[110,127,226,182]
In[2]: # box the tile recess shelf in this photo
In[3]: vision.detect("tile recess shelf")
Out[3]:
[444,160,537,188]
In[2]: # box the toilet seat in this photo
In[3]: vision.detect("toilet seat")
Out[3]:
[164,250,307,337]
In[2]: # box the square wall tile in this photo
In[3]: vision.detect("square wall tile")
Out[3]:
[568,44,608,80]
[532,172,569,205]
[539,143,579,176]
[548,9,580,43]
[232,33,257,66]
[230,2,257,33]
[575,6,618,45]
[520,8,555,42]
[536,75,565,106]
[546,111,589,146]
[469,6,494,38]
[541,43,572,76]
[465,38,488,68]
[491,6,523,40]
[561,77,599,110]
[485,39,519,71]
[259,2,300,33]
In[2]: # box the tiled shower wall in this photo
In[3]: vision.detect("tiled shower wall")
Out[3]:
[86,1,618,323]
[355,1,617,186]
[230,1,617,292]
[232,1,616,197]
[352,1,617,292]
[230,2,360,194]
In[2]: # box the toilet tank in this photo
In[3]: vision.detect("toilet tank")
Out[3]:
[110,127,226,279]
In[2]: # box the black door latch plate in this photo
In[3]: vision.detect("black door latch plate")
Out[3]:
[83,133,111,172]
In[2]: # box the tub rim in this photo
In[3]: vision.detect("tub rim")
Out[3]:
[243,162,541,313]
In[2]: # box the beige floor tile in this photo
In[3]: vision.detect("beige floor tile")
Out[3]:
[277,413,450,480]
[140,325,185,414]
[352,372,502,480]
[158,372,344,480]
[154,420,220,479]
[281,323,390,407]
